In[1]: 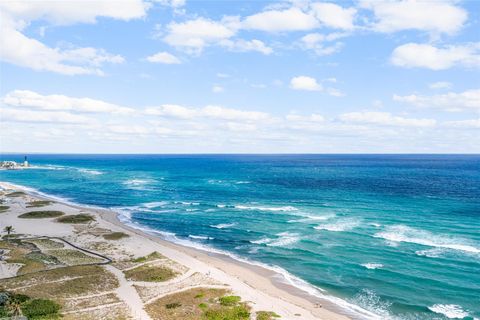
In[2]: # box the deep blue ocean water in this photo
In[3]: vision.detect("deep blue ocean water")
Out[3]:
[1,154,479,319]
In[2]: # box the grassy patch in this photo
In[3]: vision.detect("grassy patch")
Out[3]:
[26,200,54,208]
[47,249,104,265]
[0,265,118,299]
[27,239,64,250]
[22,298,61,319]
[219,295,241,306]
[131,251,164,263]
[124,264,176,282]
[56,214,94,224]
[256,311,281,320]
[145,288,251,320]
[6,191,26,197]
[0,240,47,274]
[0,205,9,213]
[103,232,129,240]
[19,211,64,219]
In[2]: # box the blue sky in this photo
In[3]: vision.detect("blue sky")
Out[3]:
[1,0,479,153]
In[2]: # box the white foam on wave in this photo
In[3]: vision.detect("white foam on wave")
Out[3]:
[210,223,236,229]
[175,201,200,206]
[28,164,67,170]
[374,225,480,254]
[235,205,298,212]
[143,201,168,209]
[415,248,447,258]
[77,168,103,175]
[288,213,335,223]
[314,218,360,232]
[361,263,383,270]
[428,304,469,319]
[188,235,214,240]
[250,237,273,245]
[266,232,300,247]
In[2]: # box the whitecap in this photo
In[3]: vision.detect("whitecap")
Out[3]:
[428,304,469,319]
[266,232,300,247]
[210,223,236,229]
[250,237,273,244]
[234,205,298,212]
[77,168,103,175]
[374,225,480,254]
[142,201,168,209]
[361,263,384,270]
[122,179,153,190]
[314,218,360,232]
[415,248,447,258]
[288,213,335,223]
[188,235,214,240]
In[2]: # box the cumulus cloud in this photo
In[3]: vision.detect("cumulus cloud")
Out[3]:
[146,51,181,64]
[220,39,273,55]
[393,89,480,112]
[212,85,224,93]
[300,32,345,56]
[0,1,148,75]
[360,0,467,35]
[163,17,237,54]
[242,7,318,32]
[339,111,436,127]
[2,90,134,114]
[290,76,323,91]
[310,3,356,30]
[443,118,480,129]
[391,42,480,70]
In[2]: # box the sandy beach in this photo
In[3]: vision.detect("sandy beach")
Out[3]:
[0,181,353,320]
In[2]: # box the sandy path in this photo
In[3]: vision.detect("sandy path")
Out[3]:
[104,265,152,320]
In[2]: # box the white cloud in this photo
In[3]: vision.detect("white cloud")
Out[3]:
[146,51,181,64]
[144,104,196,119]
[393,89,480,112]
[163,17,237,54]
[242,7,318,32]
[360,0,467,35]
[2,90,134,114]
[212,85,224,93]
[220,39,273,55]
[429,81,452,90]
[391,43,480,70]
[286,114,325,122]
[0,108,91,124]
[108,125,150,135]
[443,119,480,129]
[0,1,147,75]
[290,76,323,91]
[300,33,345,56]
[145,104,270,121]
[310,3,356,30]
[339,111,436,127]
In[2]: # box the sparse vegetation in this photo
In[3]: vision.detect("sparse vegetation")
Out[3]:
[47,249,104,265]
[6,191,26,197]
[0,206,9,213]
[219,295,241,306]
[19,211,64,219]
[26,200,54,208]
[256,311,281,320]
[145,288,251,320]
[131,251,164,263]
[0,292,60,320]
[124,264,176,282]
[103,232,129,240]
[56,214,94,224]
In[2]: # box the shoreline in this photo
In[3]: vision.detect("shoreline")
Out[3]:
[0,181,375,320]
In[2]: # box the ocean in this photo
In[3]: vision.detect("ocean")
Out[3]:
[1,154,479,319]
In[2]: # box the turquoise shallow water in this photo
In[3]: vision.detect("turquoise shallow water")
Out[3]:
[1,154,479,319]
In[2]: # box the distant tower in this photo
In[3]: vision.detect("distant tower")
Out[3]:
[23,155,29,167]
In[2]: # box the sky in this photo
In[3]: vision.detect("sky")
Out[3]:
[0,0,479,154]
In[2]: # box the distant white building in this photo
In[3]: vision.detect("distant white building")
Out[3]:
[0,156,30,169]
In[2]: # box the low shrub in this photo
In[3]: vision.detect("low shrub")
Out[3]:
[165,302,181,309]
[19,211,64,219]
[22,299,61,319]
[219,295,241,306]
[26,201,54,208]
[56,214,94,224]
[256,311,281,320]
[103,232,129,240]
[0,206,9,213]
